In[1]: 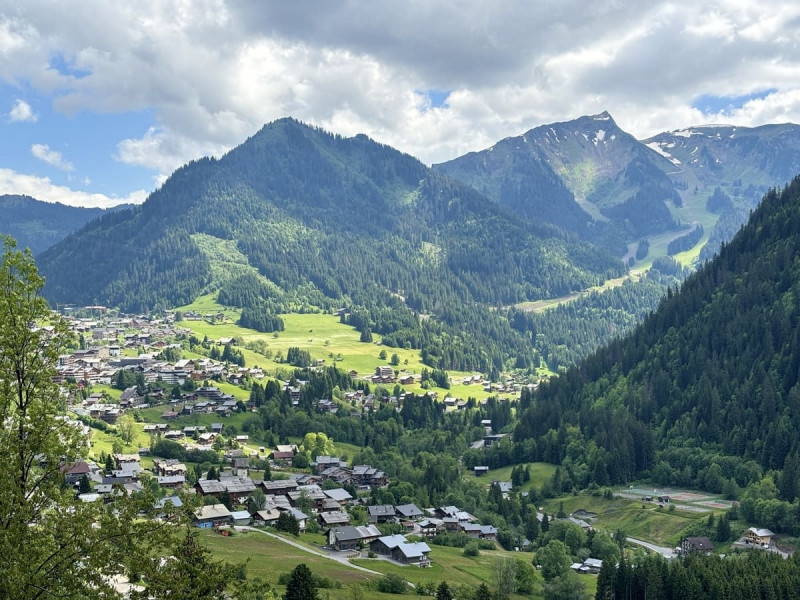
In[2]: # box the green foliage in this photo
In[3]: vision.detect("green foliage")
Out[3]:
[597,552,800,600]
[539,539,572,582]
[283,563,318,600]
[377,573,408,594]
[39,119,624,375]
[667,224,704,255]
[514,177,800,526]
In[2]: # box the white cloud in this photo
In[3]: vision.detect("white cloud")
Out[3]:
[9,99,37,122]
[0,167,147,208]
[2,0,800,174]
[31,143,73,171]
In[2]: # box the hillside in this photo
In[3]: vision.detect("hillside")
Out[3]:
[514,177,800,530]
[438,115,800,270]
[38,118,625,373]
[0,195,105,254]
[435,112,681,254]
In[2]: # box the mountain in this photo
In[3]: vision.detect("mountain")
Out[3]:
[0,195,106,254]
[645,122,800,260]
[437,114,800,269]
[435,112,681,254]
[513,176,800,526]
[38,118,625,372]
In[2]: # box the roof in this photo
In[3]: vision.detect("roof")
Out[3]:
[230,510,251,521]
[749,527,775,537]
[196,479,226,494]
[396,541,431,558]
[219,477,256,494]
[368,504,396,517]
[154,496,183,509]
[320,511,350,524]
[195,504,231,521]
[685,536,714,551]
[395,503,423,518]
[324,488,353,502]
[287,507,308,521]
[375,534,407,549]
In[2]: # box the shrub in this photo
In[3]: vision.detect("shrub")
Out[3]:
[377,573,407,594]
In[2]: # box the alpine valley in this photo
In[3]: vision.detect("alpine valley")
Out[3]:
[6,112,800,600]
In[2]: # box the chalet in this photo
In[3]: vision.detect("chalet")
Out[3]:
[395,503,424,521]
[195,479,226,498]
[657,495,670,504]
[571,558,603,574]
[681,536,714,555]
[474,466,489,476]
[230,510,252,526]
[746,527,775,546]
[252,508,281,526]
[153,459,187,477]
[285,508,309,531]
[368,504,396,524]
[156,475,185,490]
[230,457,249,477]
[323,488,354,506]
[315,456,347,473]
[194,504,232,529]
[219,477,256,504]
[319,511,350,528]
[392,541,431,566]
[260,479,298,496]
[112,454,141,470]
[370,534,407,555]
[327,525,382,551]
[61,461,91,486]
[418,519,441,537]
[373,365,395,383]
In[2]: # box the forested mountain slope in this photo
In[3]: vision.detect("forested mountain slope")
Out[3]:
[435,112,681,254]
[0,195,105,254]
[515,178,800,515]
[38,118,625,372]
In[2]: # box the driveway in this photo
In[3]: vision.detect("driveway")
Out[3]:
[231,526,383,576]
[626,537,677,559]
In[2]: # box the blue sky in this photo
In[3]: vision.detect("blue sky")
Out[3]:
[2,1,800,207]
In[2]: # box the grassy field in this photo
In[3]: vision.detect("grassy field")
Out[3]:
[478,463,558,491]
[543,493,710,547]
[201,528,597,600]
[175,297,493,401]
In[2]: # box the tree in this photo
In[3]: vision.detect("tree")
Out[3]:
[0,236,179,598]
[539,539,571,582]
[436,581,453,600]
[283,563,318,600]
[118,414,136,444]
[473,583,492,600]
[492,557,518,600]
[78,474,91,494]
[132,528,237,599]
[263,463,272,481]
[544,571,589,600]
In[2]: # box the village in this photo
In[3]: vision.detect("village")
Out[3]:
[52,305,788,595]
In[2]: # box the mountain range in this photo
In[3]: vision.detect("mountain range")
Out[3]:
[0,195,108,255]
[437,113,800,262]
[14,113,800,375]
[37,118,626,373]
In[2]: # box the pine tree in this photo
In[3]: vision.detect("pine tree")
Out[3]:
[436,581,453,600]
[283,563,318,600]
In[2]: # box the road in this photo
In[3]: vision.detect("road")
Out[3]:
[231,526,383,576]
[626,537,677,559]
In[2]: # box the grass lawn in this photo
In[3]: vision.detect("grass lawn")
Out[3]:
[543,493,708,547]
[478,463,558,491]
[176,298,494,401]
[200,529,374,590]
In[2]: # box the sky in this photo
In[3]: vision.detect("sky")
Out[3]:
[2,1,800,208]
